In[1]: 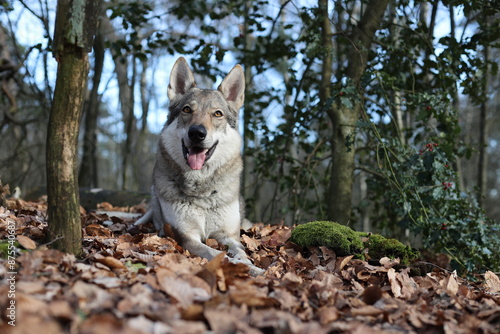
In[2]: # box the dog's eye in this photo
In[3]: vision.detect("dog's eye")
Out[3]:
[182,106,192,113]
[214,110,223,117]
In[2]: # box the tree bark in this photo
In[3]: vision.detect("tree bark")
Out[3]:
[46,0,100,255]
[133,58,151,192]
[100,15,135,190]
[242,0,258,220]
[319,0,332,106]
[477,98,488,208]
[122,56,136,190]
[79,25,104,188]
[326,0,389,224]
[477,29,490,208]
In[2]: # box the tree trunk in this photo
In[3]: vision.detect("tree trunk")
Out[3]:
[134,58,151,192]
[326,0,389,224]
[448,4,466,192]
[46,0,100,255]
[319,0,332,109]
[388,4,405,144]
[79,25,104,188]
[242,0,258,220]
[122,56,137,190]
[139,58,150,136]
[477,32,490,208]
[100,15,135,190]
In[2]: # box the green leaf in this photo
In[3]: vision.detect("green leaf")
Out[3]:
[340,96,353,109]
[125,261,147,273]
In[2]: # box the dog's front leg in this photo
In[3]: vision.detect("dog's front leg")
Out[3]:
[208,202,265,276]
[179,233,224,260]
[156,198,223,260]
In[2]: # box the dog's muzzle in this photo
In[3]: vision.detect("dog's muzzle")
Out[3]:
[188,125,207,144]
[182,139,218,170]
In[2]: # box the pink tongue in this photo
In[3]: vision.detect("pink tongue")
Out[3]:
[187,149,208,170]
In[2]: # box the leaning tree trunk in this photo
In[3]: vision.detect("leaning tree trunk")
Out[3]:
[46,0,100,255]
[325,0,389,224]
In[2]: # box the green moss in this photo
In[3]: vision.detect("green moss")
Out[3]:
[290,221,364,256]
[0,240,19,259]
[359,232,420,265]
[290,221,420,265]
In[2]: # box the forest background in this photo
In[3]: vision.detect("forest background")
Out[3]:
[0,0,499,274]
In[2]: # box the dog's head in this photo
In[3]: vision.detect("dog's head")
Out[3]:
[163,57,245,171]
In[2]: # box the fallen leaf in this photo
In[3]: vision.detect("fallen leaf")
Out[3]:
[204,251,225,273]
[281,272,303,289]
[79,313,127,333]
[17,235,37,249]
[127,315,163,333]
[317,306,340,324]
[387,268,402,298]
[230,291,280,307]
[92,277,123,289]
[130,250,154,263]
[94,255,126,270]
[259,225,275,237]
[272,287,298,311]
[17,281,46,294]
[85,223,112,237]
[484,271,500,293]
[350,305,384,317]
[266,228,291,247]
[319,246,336,261]
[158,275,211,309]
[48,300,74,320]
[337,255,354,271]
[181,304,205,321]
[379,257,399,269]
[242,234,260,251]
[204,306,254,333]
[397,268,417,299]
[206,238,219,248]
[69,281,115,312]
[446,272,459,296]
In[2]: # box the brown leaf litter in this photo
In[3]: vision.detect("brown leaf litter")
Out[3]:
[0,199,499,333]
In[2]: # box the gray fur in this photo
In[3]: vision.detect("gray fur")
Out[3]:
[134,57,263,276]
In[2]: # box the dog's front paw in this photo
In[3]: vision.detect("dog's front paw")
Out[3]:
[228,256,265,276]
[247,264,265,276]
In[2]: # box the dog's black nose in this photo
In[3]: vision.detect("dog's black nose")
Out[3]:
[188,125,207,143]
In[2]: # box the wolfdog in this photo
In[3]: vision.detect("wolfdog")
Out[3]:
[134,57,263,275]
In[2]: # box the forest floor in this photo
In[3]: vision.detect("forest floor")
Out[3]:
[0,198,499,334]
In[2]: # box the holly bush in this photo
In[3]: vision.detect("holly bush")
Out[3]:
[364,126,500,275]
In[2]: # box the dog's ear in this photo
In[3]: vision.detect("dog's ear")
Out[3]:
[218,65,245,111]
[168,57,196,101]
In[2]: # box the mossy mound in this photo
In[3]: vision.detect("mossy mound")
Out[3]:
[290,221,364,256]
[358,232,420,265]
[290,221,420,264]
